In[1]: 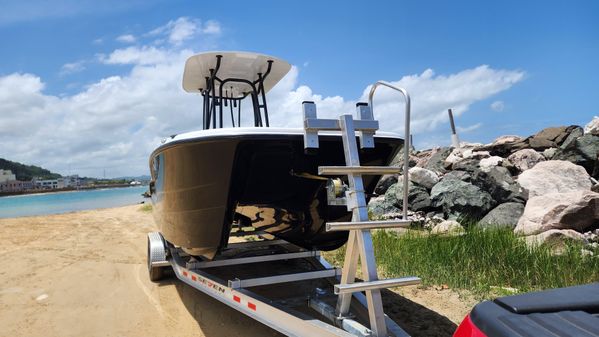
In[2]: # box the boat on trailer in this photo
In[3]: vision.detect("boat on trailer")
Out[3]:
[149,51,404,259]
[147,50,424,337]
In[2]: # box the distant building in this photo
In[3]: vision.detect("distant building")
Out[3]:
[34,179,59,190]
[0,169,17,183]
[0,180,33,192]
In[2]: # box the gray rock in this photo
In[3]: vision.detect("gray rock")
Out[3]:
[543,147,557,159]
[430,178,495,219]
[451,158,480,172]
[515,190,599,235]
[444,148,490,168]
[472,166,525,203]
[374,174,398,195]
[431,220,464,235]
[528,125,581,150]
[517,160,592,198]
[424,147,452,174]
[368,195,401,219]
[507,149,545,172]
[559,126,583,149]
[408,167,439,189]
[475,138,528,157]
[394,181,432,212]
[524,229,587,254]
[390,147,417,169]
[443,170,471,182]
[478,202,525,229]
[553,134,599,176]
[479,156,503,172]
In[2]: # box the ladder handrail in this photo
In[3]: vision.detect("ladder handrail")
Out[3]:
[368,81,411,220]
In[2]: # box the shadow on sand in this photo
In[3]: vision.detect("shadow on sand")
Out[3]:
[168,273,457,337]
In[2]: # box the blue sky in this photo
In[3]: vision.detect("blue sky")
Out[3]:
[0,0,597,177]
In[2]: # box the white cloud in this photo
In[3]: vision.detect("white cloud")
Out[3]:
[148,17,220,46]
[116,34,136,43]
[457,123,483,133]
[59,61,86,75]
[491,100,505,112]
[267,66,524,138]
[202,20,221,34]
[0,17,524,177]
[99,46,171,65]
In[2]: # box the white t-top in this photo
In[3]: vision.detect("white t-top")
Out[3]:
[182,51,292,97]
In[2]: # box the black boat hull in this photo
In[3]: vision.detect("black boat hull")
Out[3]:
[149,130,402,259]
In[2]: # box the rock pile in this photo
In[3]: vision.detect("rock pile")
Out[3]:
[369,117,599,249]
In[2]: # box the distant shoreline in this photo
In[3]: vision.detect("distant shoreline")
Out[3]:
[0,183,146,198]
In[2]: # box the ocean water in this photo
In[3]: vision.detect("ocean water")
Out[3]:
[0,186,148,218]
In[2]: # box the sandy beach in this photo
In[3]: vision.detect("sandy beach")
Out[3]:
[0,205,475,337]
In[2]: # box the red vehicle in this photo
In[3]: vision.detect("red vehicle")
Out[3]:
[454,283,599,337]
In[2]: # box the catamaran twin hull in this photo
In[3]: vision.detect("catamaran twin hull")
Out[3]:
[150,128,402,259]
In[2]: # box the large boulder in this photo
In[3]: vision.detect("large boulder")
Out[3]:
[514,190,599,235]
[394,181,432,212]
[408,167,439,189]
[584,116,599,135]
[444,148,490,169]
[424,147,452,174]
[412,149,434,168]
[368,195,401,219]
[479,156,504,172]
[431,220,465,235]
[390,147,417,169]
[443,170,472,182]
[374,174,398,195]
[517,160,592,198]
[430,177,495,219]
[524,229,588,253]
[475,136,528,157]
[528,125,582,150]
[559,126,584,149]
[451,158,481,172]
[478,202,525,229]
[553,133,599,177]
[472,166,525,203]
[507,149,545,172]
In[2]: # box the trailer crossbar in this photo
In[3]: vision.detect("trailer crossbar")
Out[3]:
[187,250,320,269]
[228,268,341,289]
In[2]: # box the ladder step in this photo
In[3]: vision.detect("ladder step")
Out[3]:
[334,277,421,294]
[318,166,401,175]
[304,118,379,132]
[326,220,412,231]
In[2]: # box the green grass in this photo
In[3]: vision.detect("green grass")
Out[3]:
[325,228,599,298]
[139,204,152,212]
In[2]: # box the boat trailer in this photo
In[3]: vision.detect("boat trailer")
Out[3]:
[147,82,420,337]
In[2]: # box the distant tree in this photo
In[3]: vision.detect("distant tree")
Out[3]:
[0,158,62,181]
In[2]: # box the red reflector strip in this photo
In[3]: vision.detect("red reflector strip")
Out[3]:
[248,302,256,311]
[233,295,241,303]
[183,271,188,277]
[191,275,197,281]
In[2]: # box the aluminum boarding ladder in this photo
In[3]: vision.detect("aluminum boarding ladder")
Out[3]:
[302,82,421,337]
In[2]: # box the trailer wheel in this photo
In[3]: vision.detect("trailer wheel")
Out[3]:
[147,232,169,282]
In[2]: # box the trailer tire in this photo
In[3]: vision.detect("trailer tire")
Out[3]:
[147,232,169,282]
[149,264,165,282]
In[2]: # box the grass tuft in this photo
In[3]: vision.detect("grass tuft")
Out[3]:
[139,204,152,212]
[374,228,599,297]
[325,228,599,299]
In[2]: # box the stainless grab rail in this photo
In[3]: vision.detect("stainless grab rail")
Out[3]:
[368,81,411,221]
